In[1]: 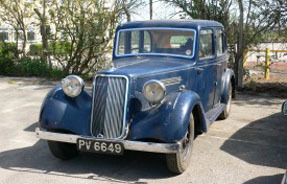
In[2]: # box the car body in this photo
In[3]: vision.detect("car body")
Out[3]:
[282,170,287,184]
[36,20,235,173]
[282,100,287,115]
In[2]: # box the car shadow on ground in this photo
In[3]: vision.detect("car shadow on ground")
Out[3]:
[233,93,284,106]
[24,122,39,132]
[0,137,174,183]
[220,112,287,183]
[243,174,284,184]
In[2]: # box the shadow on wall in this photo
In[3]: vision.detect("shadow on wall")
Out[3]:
[220,112,287,169]
[0,139,173,183]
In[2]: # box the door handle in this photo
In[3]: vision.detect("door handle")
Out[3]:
[195,68,204,71]
[195,68,204,74]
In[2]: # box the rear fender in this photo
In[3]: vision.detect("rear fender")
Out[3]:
[221,68,235,104]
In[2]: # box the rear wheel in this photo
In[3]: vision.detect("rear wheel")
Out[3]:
[219,83,232,120]
[48,141,79,160]
[166,114,194,174]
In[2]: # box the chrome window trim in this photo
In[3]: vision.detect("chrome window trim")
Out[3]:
[115,27,197,59]
[90,74,129,139]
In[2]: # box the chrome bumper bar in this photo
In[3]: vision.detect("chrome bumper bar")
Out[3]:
[35,128,181,154]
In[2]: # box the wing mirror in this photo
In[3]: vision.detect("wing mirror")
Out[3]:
[282,101,287,115]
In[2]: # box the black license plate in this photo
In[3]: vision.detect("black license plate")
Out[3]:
[77,138,124,155]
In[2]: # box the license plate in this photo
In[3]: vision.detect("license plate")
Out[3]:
[77,138,124,155]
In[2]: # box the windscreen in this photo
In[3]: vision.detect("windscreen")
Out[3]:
[116,28,196,58]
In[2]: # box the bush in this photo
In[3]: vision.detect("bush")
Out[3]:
[49,42,71,55]
[0,42,17,59]
[29,42,71,56]
[16,57,50,77]
[0,57,65,79]
[29,44,42,56]
[0,57,17,75]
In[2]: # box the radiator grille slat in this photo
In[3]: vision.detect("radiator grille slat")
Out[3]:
[91,76,128,139]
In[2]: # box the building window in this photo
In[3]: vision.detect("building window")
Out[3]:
[14,32,24,41]
[27,31,35,41]
[0,32,9,41]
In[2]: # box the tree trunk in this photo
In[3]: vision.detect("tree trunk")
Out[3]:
[236,0,244,88]
[22,28,27,57]
[14,28,19,59]
[149,0,153,20]
[41,0,50,68]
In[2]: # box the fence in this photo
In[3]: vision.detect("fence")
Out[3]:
[243,48,287,80]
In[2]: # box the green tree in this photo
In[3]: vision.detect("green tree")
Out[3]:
[162,0,286,87]
[42,0,123,74]
[0,0,35,57]
[121,0,145,22]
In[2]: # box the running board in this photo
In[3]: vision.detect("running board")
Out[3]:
[205,104,225,123]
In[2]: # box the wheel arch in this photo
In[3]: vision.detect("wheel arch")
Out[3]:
[222,68,235,104]
[128,90,209,142]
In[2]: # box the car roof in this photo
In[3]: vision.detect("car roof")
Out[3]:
[117,19,224,30]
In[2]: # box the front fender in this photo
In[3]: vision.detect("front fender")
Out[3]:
[221,68,235,104]
[39,84,92,136]
[127,90,207,142]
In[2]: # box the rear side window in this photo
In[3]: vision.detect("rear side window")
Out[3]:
[199,29,214,59]
[216,29,223,56]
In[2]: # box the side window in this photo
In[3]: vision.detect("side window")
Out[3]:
[216,29,223,56]
[199,29,214,59]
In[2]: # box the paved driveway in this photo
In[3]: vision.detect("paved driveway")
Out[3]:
[0,77,286,184]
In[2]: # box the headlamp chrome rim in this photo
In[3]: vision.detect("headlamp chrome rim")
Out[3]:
[143,79,166,104]
[62,75,85,98]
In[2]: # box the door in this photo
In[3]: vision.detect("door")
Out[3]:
[194,29,217,113]
[214,29,227,107]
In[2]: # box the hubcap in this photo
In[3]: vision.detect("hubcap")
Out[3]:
[181,126,192,160]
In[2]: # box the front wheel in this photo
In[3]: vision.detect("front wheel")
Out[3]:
[48,141,79,160]
[166,114,194,174]
[219,83,232,120]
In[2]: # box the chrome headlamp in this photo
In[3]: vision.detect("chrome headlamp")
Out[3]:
[143,80,166,104]
[62,75,84,98]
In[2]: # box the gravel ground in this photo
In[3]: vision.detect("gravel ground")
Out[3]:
[0,76,286,184]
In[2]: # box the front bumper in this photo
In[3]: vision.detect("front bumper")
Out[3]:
[35,128,181,154]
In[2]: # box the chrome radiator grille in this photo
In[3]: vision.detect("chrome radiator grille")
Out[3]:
[91,75,128,139]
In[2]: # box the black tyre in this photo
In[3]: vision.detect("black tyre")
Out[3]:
[166,114,194,174]
[219,83,232,120]
[48,141,79,160]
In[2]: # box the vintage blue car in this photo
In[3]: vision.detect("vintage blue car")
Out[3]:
[36,20,235,174]
[282,101,287,115]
